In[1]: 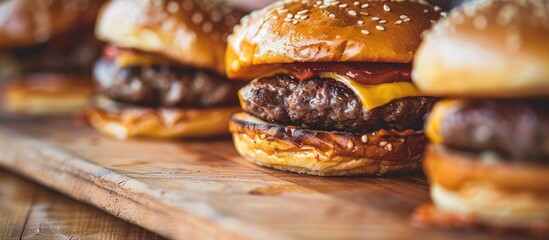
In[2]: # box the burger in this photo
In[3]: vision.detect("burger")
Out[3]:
[226,0,442,176]
[411,0,549,234]
[0,0,104,115]
[87,0,246,139]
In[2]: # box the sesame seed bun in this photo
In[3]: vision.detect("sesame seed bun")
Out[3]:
[229,112,427,176]
[95,0,246,75]
[226,0,441,79]
[0,0,103,49]
[423,145,549,230]
[413,0,549,97]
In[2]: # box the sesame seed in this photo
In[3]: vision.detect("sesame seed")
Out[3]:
[473,15,487,29]
[329,13,336,18]
[434,6,441,11]
[297,9,308,15]
[167,1,179,13]
[376,25,385,30]
[354,1,360,6]
[423,9,429,13]
[191,12,203,24]
[379,20,387,23]
[284,18,292,22]
[371,17,380,21]
[287,13,293,18]
[278,8,288,13]
[386,143,393,151]
[394,20,402,24]
[359,11,369,16]
[202,22,213,33]
[403,18,410,22]
[357,20,364,25]
[300,15,308,20]
[383,4,390,11]
[379,141,388,147]
[347,140,354,150]
[453,13,465,24]
[316,0,322,4]
[400,15,407,19]
[361,3,369,8]
[348,10,357,16]
[339,3,348,8]
[319,5,328,9]
[260,133,267,139]
[497,4,517,26]
[361,29,370,34]
[294,14,301,19]
[361,135,368,143]
[292,19,299,24]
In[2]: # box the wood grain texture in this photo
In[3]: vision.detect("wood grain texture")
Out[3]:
[0,117,536,240]
[0,168,164,240]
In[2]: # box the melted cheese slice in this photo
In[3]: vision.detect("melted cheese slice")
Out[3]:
[115,52,167,67]
[425,100,462,144]
[238,87,246,109]
[319,72,422,110]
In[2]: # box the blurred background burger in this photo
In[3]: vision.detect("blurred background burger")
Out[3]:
[226,0,442,176]
[0,0,104,115]
[87,0,247,139]
[412,0,549,233]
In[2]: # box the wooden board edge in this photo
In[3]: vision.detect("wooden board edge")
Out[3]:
[0,128,282,240]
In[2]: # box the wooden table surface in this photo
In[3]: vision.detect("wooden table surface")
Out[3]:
[0,115,536,240]
[0,168,164,240]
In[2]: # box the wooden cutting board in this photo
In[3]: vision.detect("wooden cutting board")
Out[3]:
[0,116,529,240]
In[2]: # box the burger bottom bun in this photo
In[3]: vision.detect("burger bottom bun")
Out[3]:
[2,74,92,115]
[229,112,427,176]
[411,203,549,235]
[87,100,239,140]
[424,145,549,230]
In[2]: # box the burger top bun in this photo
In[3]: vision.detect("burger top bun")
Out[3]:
[413,0,549,98]
[96,0,246,75]
[0,0,103,49]
[226,0,442,79]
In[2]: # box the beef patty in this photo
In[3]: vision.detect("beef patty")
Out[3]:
[240,74,437,133]
[438,100,549,162]
[94,59,244,108]
[8,29,102,75]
